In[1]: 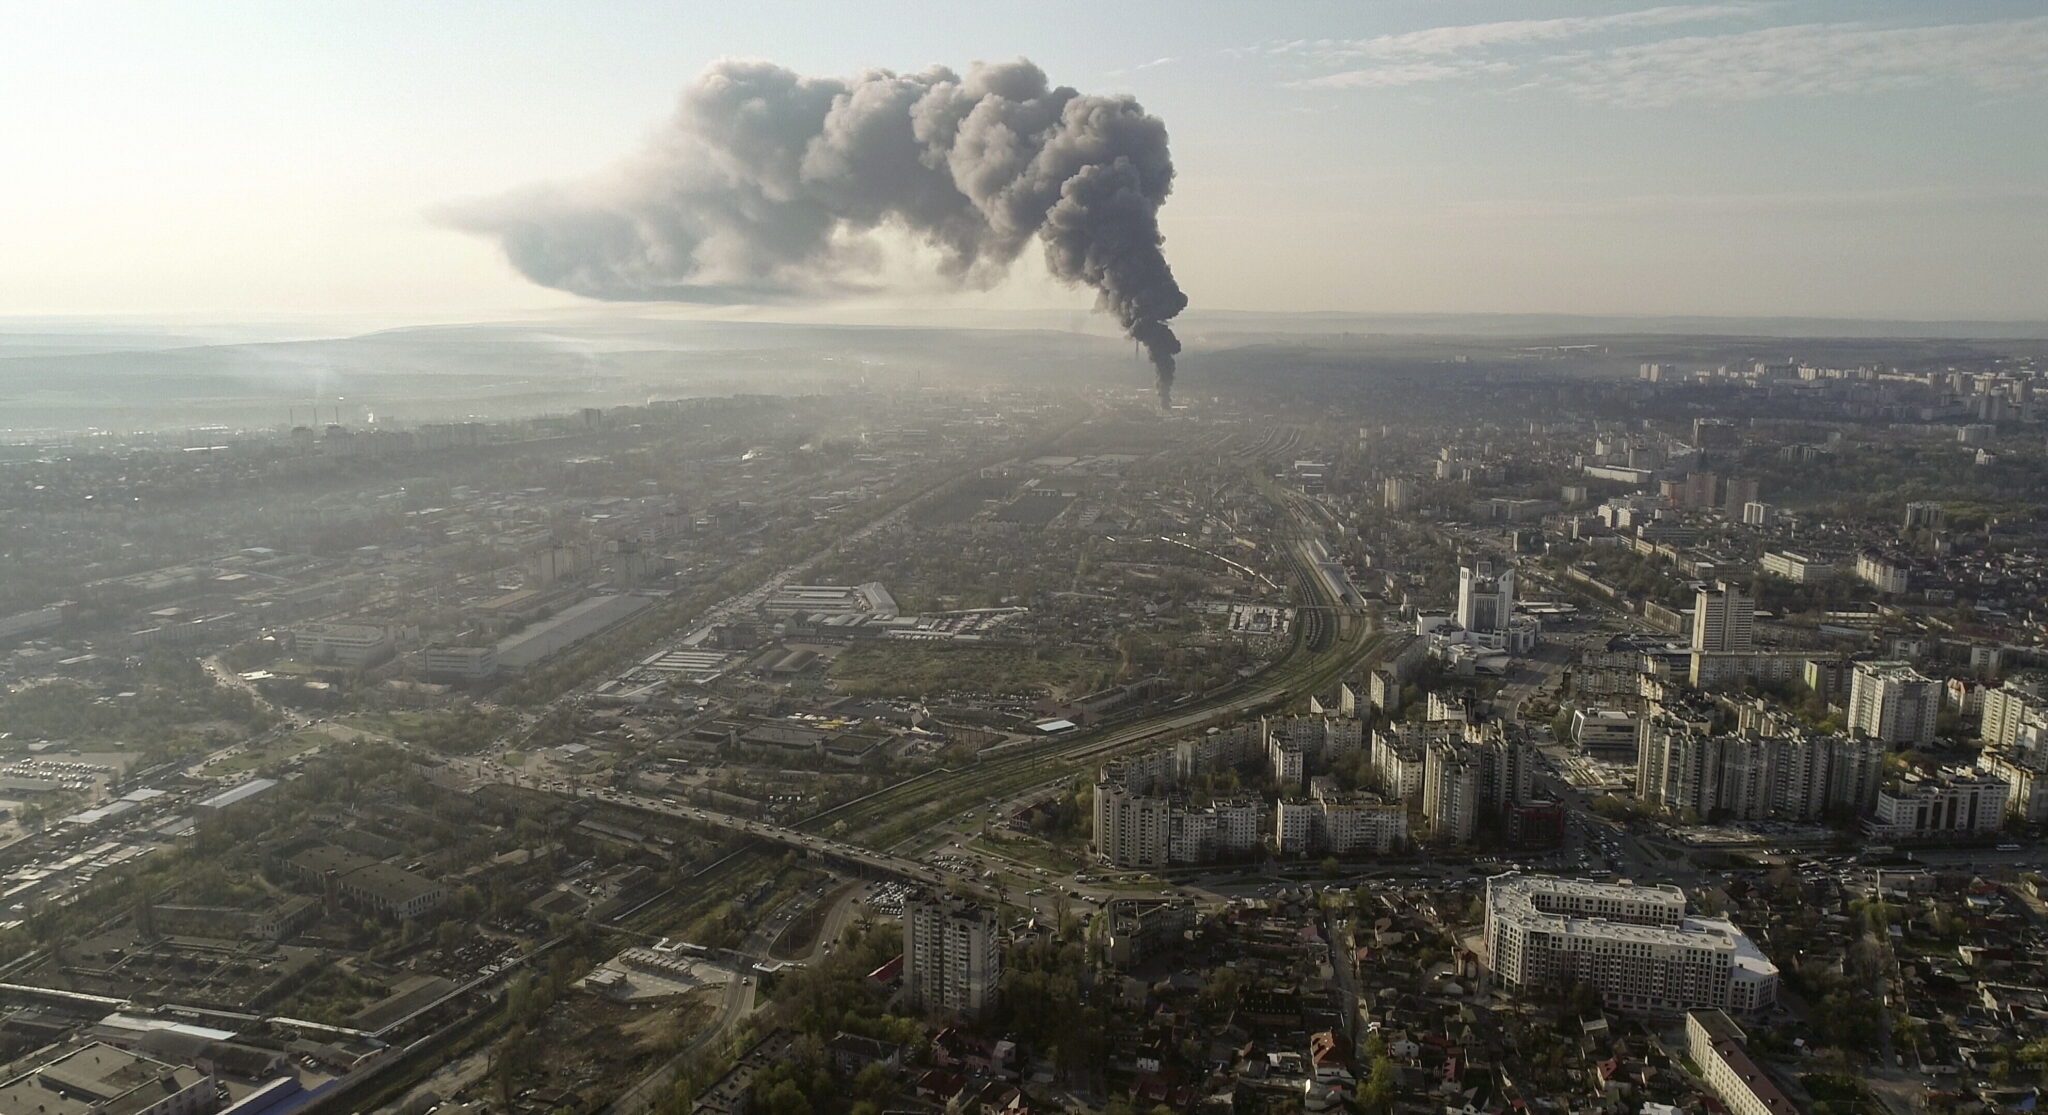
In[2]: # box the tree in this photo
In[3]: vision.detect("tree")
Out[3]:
[1361,1034,1395,1114]
[851,1062,894,1102]
[759,1080,809,1115]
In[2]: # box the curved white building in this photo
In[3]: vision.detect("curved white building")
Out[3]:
[1484,875,1777,1015]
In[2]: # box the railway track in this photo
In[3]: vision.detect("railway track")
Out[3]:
[798,488,1387,846]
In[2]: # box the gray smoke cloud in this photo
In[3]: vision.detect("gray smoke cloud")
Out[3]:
[441,58,1188,404]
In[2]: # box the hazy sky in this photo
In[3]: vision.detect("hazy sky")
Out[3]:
[6,1,2048,323]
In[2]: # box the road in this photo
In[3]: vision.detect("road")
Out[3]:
[558,432,1092,707]
[548,448,1392,1111]
[599,915,767,1115]
[571,789,953,889]
[203,654,310,729]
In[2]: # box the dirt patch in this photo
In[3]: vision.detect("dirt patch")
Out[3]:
[523,990,719,1099]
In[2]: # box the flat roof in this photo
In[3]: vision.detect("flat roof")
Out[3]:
[195,777,278,810]
[494,594,653,670]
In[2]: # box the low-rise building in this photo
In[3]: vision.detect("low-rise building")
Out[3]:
[288,622,393,668]
[287,845,445,920]
[0,1041,216,1115]
[421,644,498,682]
[1760,550,1829,585]
[1571,708,1638,759]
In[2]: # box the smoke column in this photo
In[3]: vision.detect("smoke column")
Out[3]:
[441,59,1188,404]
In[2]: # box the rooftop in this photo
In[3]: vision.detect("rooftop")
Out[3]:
[0,1042,208,1115]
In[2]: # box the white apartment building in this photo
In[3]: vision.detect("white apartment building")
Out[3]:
[1423,726,1534,843]
[1981,679,2048,751]
[1423,738,1481,843]
[1274,800,1313,855]
[1173,723,1262,782]
[1484,875,1778,1016]
[1760,550,1828,585]
[1847,661,1940,746]
[1637,724,1885,823]
[1306,784,1408,855]
[1854,551,1911,595]
[1977,750,2048,825]
[1269,737,1304,791]
[1093,777,1170,868]
[903,891,1002,1019]
[1867,769,2009,840]
[1095,767,1266,867]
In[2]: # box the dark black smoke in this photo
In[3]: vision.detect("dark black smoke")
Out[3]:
[441,59,1187,403]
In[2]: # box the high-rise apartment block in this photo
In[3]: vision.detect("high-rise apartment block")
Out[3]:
[1690,582,1755,654]
[1902,501,1947,532]
[1635,719,1884,823]
[1422,724,1534,843]
[1982,676,2048,751]
[1847,660,1940,746]
[1094,715,1377,867]
[902,890,1002,1020]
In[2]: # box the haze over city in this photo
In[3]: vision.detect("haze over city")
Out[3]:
[4,6,2048,1115]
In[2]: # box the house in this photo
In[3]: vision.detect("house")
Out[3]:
[827,1032,903,1079]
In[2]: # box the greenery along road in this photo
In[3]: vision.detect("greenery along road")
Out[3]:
[580,471,1388,1112]
[596,465,1382,927]
[796,490,1392,853]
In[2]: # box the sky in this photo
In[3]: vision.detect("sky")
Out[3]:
[5,0,2048,325]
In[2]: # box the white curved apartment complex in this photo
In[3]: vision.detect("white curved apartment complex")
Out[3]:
[1484,875,1777,1015]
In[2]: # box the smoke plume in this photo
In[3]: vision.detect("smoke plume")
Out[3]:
[441,59,1188,403]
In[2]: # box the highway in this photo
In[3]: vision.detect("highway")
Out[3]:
[539,457,1394,1108]
[780,485,1390,850]
[500,466,1394,870]
[575,789,948,887]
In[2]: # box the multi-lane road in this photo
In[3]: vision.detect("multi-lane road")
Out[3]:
[522,455,1396,1109]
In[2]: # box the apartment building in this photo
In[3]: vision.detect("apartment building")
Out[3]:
[1687,1010,1799,1115]
[1847,660,1940,746]
[1484,875,1778,1016]
[1636,724,1884,823]
[1867,769,2010,841]
[903,890,1002,1020]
